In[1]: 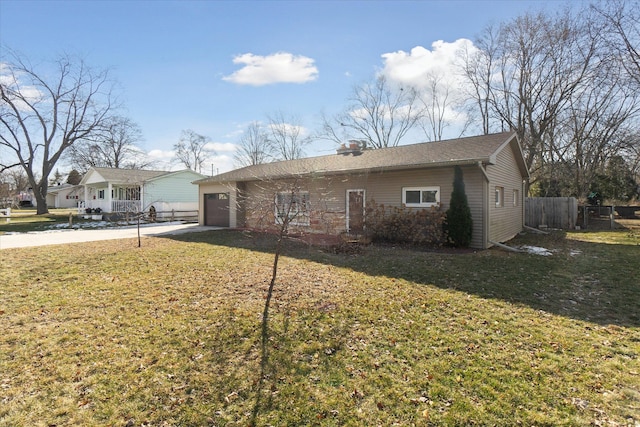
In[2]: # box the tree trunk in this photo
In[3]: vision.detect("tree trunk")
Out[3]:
[34,182,49,215]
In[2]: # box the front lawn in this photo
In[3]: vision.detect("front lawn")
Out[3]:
[0,230,638,426]
[0,208,81,234]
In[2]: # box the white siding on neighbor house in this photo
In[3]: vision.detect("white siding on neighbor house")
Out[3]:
[143,171,202,211]
[486,145,526,243]
[47,186,82,208]
[81,169,106,185]
[198,182,237,227]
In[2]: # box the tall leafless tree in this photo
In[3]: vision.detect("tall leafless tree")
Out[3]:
[173,129,213,173]
[66,115,151,172]
[0,50,116,214]
[0,167,30,206]
[418,71,469,142]
[234,121,272,166]
[461,10,602,188]
[554,55,640,197]
[265,112,311,160]
[322,75,422,149]
[459,24,501,135]
[593,0,640,86]
[460,6,640,199]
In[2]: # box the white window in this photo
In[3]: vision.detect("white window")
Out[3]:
[275,191,310,225]
[402,187,440,208]
[495,186,504,207]
[98,189,105,199]
[513,189,519,207]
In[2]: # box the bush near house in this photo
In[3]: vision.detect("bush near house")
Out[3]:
[364,200,446,246]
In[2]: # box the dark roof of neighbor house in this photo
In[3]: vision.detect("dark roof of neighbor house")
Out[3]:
[196,131,526,184]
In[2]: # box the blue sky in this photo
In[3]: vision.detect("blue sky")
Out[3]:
[1,0,567,174]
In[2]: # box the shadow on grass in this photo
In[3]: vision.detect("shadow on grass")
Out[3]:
[165,229,640,328]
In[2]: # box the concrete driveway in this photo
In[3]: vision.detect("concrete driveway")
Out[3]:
[0,223,218,250]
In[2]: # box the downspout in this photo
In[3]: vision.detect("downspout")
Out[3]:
[477,161,490,249]
[522,179,527,232]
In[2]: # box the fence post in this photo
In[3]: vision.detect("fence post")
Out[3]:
[171,209,175,222]
[610,206,615,229]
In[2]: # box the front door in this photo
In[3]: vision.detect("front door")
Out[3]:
[204,193,230,226]
[347,189,365,234]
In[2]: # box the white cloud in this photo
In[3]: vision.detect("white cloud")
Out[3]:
[147,149,175,161]
[222,52,319,86]
[146,147,236,174]
[204,142,237,153]
[380,39,475,90]
[267,122,310,139]
[211,154,234,175]
[380,39,481,138]
[0,62,45,111]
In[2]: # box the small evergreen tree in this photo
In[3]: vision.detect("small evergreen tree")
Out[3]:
[445,166,473,247]
[49,169,64,186]
[67,169,82,185]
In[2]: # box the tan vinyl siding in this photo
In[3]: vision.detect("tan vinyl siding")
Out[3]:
[196,132,528,249]
[459,166,486,249]
[236,166,488,248]
[486,145,525,243]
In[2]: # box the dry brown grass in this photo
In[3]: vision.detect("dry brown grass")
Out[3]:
[1,230,639,426]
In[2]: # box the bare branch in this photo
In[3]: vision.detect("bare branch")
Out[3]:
[0,49,118,213]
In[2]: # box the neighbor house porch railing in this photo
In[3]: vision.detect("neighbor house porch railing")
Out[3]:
[111,200,142,212]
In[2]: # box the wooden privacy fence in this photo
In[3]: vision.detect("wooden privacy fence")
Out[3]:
[525,197,578,230]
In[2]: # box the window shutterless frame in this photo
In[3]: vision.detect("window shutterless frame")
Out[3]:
[402,186,440,207]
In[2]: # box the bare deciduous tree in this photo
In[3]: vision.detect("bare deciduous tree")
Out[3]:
[322,75,422,149]
[67,115,151,172]
[173,129,213,173]
[461,11,602,189]
[459,24,501,135]
[0,167,30,206]
[460,6,640,199]
[418,72,467,142]
[0,50,116,214]
[235,171,338,423]
[266,112,311,160]
[555,58,640,197]
[593,0,640,86]
[234,121,272,166]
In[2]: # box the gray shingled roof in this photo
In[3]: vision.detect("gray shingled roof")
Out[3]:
[196,131,522,184]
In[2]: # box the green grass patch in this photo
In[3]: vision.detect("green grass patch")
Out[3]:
[568,228,640,246]
[0,230,638,426]
[0,208,81,234]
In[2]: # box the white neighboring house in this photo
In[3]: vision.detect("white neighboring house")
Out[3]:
[46,183,82,208]
[79,167,206,217]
